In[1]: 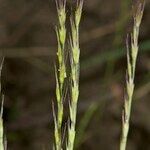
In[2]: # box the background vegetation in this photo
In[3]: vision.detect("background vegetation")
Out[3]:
[0,0,150,149]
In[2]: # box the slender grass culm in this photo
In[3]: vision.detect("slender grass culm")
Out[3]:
[53,0,67,149]
[67,1,83,150]
[120,1,145,150]
[0,96,4,150]
[0,58,4,150]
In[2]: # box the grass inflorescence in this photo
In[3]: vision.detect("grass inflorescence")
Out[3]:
[67,1,83,150]
[53,0,83,150]
[53,0,67,149]
[120,1,145,150]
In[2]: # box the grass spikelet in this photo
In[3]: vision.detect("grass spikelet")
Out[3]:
[54,0,67,149]
[120,1,145,150]
[67,1,83,150]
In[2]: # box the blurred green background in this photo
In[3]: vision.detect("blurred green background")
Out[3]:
[0,0,150,149]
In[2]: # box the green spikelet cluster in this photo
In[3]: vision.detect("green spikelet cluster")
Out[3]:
[54,0,67,149]
[67,1,83,150]
[120,1,145,150]
[53,0,83,149]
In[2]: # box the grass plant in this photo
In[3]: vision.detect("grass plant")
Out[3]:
[0,0,148,149]
[67,1,83,150]
[120,1,145,150]
[53,0,67,149]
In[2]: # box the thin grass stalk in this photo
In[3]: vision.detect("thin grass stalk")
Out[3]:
[0,96,4,150]
[54,0,67,149]
[120,1,145,150]
[67,1,83,150]
[0,58,4,150]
